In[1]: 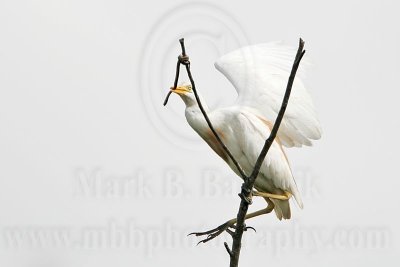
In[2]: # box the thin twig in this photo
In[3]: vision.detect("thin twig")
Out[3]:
[163,56,181,106]
[176,38,247,178]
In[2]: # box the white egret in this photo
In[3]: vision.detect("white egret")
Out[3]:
[169,42,321,221]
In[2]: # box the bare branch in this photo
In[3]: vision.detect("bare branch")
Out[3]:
[164,38,306,267]
[163,56,181,106]
[172,38,247,178]
[249,39,305,183]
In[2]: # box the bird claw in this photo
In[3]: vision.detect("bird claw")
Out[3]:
[227,222,256,232]
[188,220,235,244]
[244,225,257,233]
[188,217,257,244]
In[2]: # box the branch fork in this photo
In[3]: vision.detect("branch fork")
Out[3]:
[164,38,306,267]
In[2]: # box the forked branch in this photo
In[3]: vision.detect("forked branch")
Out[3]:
[164,38,306,267]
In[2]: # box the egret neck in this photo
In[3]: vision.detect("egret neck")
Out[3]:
[170,84,210,136]
[169,84,231,163]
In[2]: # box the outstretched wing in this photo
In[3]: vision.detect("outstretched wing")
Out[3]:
[215,42,322,147]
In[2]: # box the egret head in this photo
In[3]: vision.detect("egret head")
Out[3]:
[169,83,198,107]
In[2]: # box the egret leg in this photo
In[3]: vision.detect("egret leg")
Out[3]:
[252,190,292,200]
[189,199,274,244]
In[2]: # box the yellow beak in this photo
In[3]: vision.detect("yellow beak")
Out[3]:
[170,85,191,95]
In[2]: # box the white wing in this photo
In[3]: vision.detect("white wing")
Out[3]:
[215,42,322,147]
[211,108,303,209]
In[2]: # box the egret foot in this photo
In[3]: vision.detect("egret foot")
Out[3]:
[189,219,236,244]
[189,205,274,244]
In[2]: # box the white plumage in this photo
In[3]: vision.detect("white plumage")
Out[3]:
[170,42,321,220]
[215,42,322,147]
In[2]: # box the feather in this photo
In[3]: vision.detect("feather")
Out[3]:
[215,42,322,147]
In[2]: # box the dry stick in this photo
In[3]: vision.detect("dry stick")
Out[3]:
[163,58,181,106]
[229,39,305,267]
[177,38,247,179]
[163,40,246,177]
[166,38,305,267]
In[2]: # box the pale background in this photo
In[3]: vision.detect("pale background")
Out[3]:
[0,0,399,266]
